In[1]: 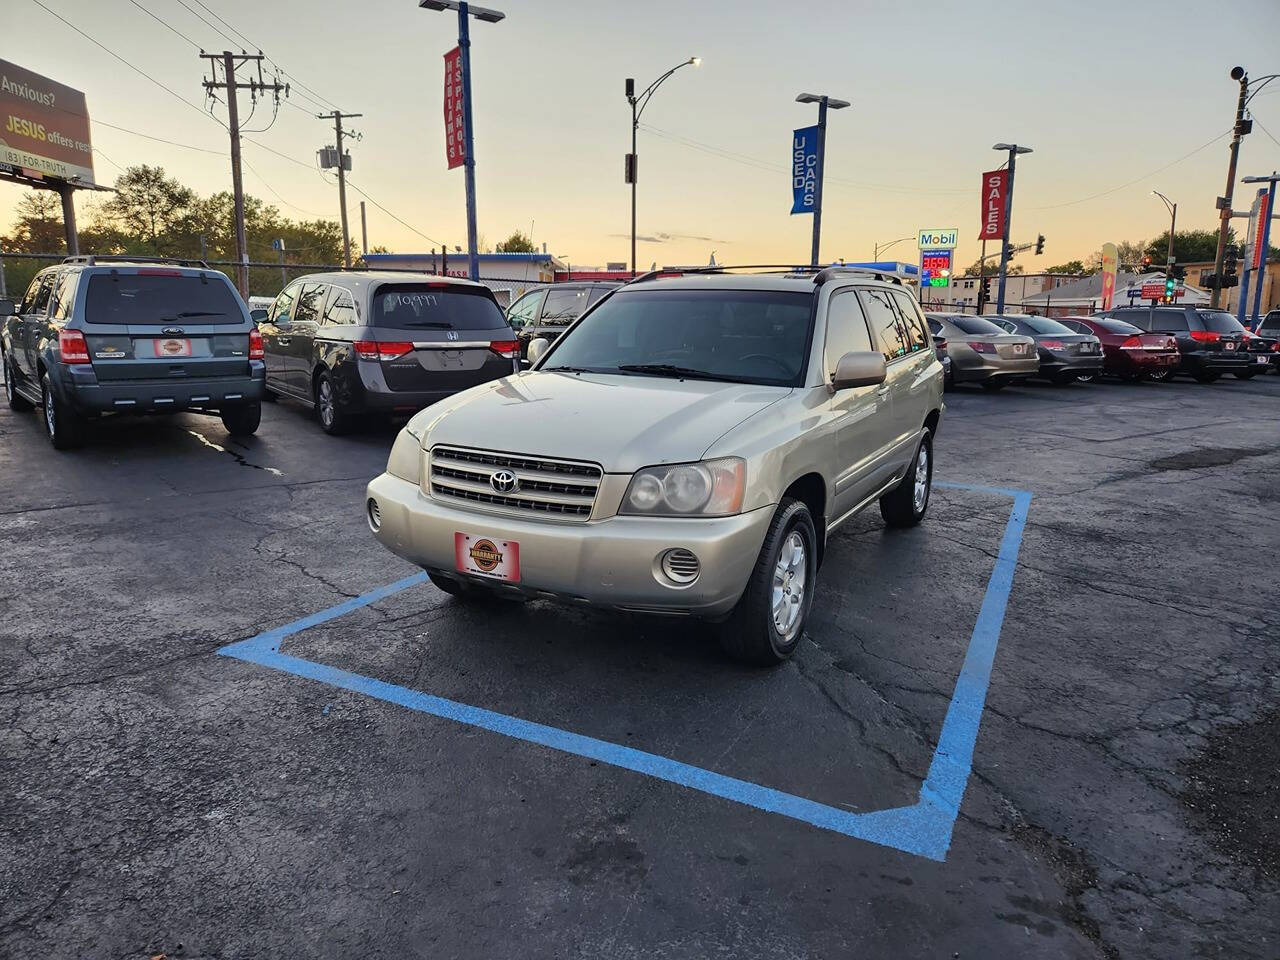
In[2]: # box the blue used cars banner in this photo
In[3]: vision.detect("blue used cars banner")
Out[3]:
[791,125,819,215]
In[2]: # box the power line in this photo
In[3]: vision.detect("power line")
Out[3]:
[92,119,223,155]
[170,0,241,47]
[241,156,325,217]
[26,0,226,129]
[345,179,446,248]
[126,0,200,49]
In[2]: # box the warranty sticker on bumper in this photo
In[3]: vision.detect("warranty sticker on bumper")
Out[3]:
[455,532,521,582]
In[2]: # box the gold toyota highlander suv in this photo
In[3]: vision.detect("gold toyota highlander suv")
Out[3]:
[366,267,944,664]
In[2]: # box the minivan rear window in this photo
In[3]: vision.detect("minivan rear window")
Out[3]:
[372,283,507,330]
[84,274,243,325]
[1196,311,1246,334]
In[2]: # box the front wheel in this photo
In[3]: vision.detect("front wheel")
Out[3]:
[1234,369,1258,380]
[880,429,933,528]
[315,371,351,435]
[220,402,261,436]
[1194,371,1221,384]
[716,498,817,666]
[3,348,34,411]
[41,373,85,450]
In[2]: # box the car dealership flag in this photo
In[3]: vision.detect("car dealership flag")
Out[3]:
[1100,242,1118,311]
[978,169,1008,240]
[791,125,819,215]
[443,46,465,170]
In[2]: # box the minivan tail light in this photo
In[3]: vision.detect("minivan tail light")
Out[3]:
[248,327,264,360]
[1188,330,1220,343]
[58,329,91,364]
[354,340,414,362]
[488,339,520,359]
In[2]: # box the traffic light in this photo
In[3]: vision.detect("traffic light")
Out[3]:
[1035,234,1045,255]
[1222,245,1240,288]
[1164,276,1176,302]
[1170,263,1186,281]
[1141,255,1153,270]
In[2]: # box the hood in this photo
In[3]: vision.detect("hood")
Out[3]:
[413,370,791,473]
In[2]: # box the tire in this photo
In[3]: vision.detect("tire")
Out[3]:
[716,498,817,666]
[3,348,34,412]
[1075,372,1096,384]
[1234,369,1258,380]
[1050,371,1076,386]
[41,372,85,450]
[220,402,261,436]
[880,429,933,529]
[314,371,350,435]
[980,379,1006,392]
[1147,367,1173,383]
[1194,371,1221,384]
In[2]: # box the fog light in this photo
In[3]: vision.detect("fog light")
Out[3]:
[367,497,382,532]
[660,548,700,585]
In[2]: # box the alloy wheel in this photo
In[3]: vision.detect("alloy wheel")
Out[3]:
[771,531,807,641]
[913,444,931,514]
[44,382,56,436]
[318,378,335,428]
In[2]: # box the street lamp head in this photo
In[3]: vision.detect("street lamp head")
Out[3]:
[418,0,505,21]
[796,93,821,103]
[689,57,702,67]
[1231,65,1246,81]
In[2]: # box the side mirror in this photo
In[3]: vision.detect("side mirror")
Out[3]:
[250,308,268,324]
[0,299,15,317]
[832,351,886,390]
[527,337,550,365]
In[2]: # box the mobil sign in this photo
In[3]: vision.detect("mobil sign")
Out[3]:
[918,228,958,249]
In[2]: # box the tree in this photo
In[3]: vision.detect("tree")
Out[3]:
[494,230,536,253]
[1143,228,1237,266]
[1044,260,1086,275]
[0,191,66,253]
[102,165,198,253]
[961,258,1023,277]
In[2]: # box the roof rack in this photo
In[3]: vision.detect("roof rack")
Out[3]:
[626,263,903,286]
[62,255,211,268]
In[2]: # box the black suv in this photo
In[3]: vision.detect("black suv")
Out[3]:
[1097,305,1256,382]
[1,257,264,449]
[257,272,518,434]
[505,282,618,358]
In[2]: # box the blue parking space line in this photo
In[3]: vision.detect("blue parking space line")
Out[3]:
[218,483,1031,862]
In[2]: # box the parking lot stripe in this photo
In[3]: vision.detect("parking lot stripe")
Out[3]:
[219,483,1030,862]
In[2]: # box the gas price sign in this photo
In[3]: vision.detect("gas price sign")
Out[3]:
[920,249,953,287]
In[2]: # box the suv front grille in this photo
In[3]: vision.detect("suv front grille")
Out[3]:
[428,445,601,520]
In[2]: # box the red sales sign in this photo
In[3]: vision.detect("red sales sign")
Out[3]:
[443,46,465,170]
[978,169,1008,240]
[1252,191,1270,271]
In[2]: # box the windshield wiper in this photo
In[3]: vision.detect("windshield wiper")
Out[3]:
[543,365,596,373]
[614,363,742,383]
[162,311,224,319]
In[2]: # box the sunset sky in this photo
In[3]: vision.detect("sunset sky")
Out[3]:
[3,0,1280,271]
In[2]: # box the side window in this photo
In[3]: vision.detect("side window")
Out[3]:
[1149,310,1188,333]
[19,275,45,314]
[271,282,301,324]
[823,289,875,377]
[995,319,1017,333]
[889,290,929,353]
[1061,320,1086,335]
[506,290,542,329]
[323,287,357,326]
[293,283,326,325]
[857,288,910,362]
[49,272,74,322]
[30,275,54,316]
[541,287,590,325]
[586,286,612,308]
[926,317,944,337]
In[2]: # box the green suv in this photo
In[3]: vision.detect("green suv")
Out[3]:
[1,257,265,448]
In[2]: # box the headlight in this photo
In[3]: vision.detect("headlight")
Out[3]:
[386,428,422,483]
[620,457,746,517]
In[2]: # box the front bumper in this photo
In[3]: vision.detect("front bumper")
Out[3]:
[366,472,775,617]
[57,362,265,414]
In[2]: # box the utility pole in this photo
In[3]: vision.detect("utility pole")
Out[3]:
[359,200,368,257]
[317,111,361,268]
[797,92,850,267]
[202,51,287,298]
[1211,68,1251,309]
[992,142,1033,315]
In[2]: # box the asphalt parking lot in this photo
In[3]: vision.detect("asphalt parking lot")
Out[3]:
[2,375,1279,959]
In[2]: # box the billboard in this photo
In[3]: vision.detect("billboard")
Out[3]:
[790,125,819,215]
[443,46,465,170]
[0,60,94,185]
[978,169,1007,241]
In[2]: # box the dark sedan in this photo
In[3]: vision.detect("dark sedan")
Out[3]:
[992,315,1103,385]
[1060,316,1179,382]
[1096,306,1254,383]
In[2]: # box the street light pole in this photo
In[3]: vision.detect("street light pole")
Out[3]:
[1210,67,1251,308]
[797,93,850,267]
[419,0,505,282]
[992,142,1032,315]
[1243,173,1280,324]
[874,236,913,261]
[626,57,700,276]
[1152,191,1176,273]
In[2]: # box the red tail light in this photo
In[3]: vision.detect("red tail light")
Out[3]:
[354,340,414,362]
[488,339,520,359]
[248,327,264,360]
[968,341,997,354]
[1120,335,1142,349]
[58,329,91,364]
[1271,342,1280,352]
[137,268,183,276]
[1188,330,1220,343]
[1039,339,1065,349]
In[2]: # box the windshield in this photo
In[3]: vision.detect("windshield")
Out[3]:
[949,316,1006,336]
[1016,316,1074,335]
[372,283,508,330]
[541,288,813,386]
[1197,311,1246,335]
[84,274,243,325]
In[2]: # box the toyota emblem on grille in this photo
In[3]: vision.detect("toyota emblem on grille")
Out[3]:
[490,469,519,493]
[446,330,460,341]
